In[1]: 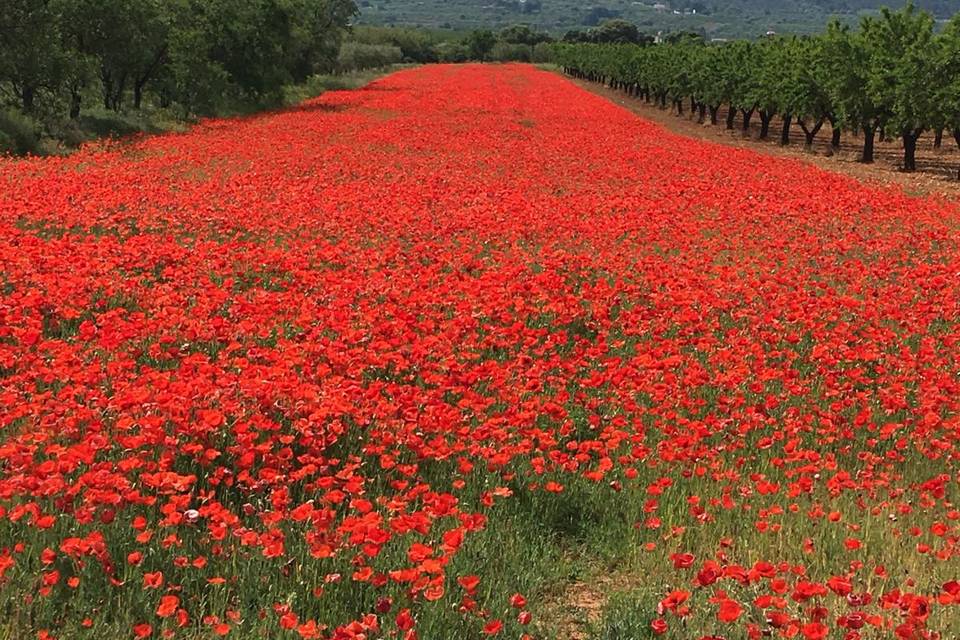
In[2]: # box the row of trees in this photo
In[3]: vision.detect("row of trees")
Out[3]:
[553,3,960,171]
[561,20,656,46]
[340,25,555,67]
[347,26,449,64]
[1,0,358,120]
[433,25,555,63]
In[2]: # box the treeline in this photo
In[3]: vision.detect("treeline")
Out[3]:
[553,3,960,172]
[1,0,358,153]
[250,23,560,70]
[772,0,954,16]
[561,19,662,46]
[335,25,553,68]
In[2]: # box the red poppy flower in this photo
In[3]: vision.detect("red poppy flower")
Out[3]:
[717,599,743,623]
[156,595,179,618]
[482,619,503,635]
[143,572,163,589]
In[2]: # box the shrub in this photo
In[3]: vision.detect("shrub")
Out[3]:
[351,26,440,63]
[532,42,554,63]
[490,42,533,62]
[0,109,40,156]
[336,42,403,74]
[435,42,471,63]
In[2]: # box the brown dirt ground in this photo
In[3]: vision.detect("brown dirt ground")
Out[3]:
[540,571,640,640]
[570,76,960,200]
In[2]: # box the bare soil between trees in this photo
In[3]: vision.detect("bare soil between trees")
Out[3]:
[568,74,960,200]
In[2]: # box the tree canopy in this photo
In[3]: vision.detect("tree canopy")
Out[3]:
[0,0,358,119]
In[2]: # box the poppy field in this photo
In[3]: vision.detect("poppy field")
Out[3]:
[3,63,960,639]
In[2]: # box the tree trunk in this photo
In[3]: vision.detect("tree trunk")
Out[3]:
[725,106,736,130]
[861,124,876,164]
[780,114,792,145]
[113,74,127,111]
[69,86,82,119]
[759,110,773,140]
[675,98,684,116]
[902,129,920,172]
[697,103,706,124]
[101,68,113,110]
[934,128,943,149]
[133,47,166,110]
[954,128,960,149]
[741,107,754,133]
[878,125,886,143]
[21,85,35,112]
[798,117,824,149]
[826,115,841,149]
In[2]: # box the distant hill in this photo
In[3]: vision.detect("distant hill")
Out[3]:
[802,0,954,14]
[354,0,958,38]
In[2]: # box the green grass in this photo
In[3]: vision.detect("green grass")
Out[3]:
[281,65,415,106]
[7,433,956,639]
[3,410,960,638]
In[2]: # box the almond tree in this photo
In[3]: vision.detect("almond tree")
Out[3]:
[751,38,789,140]
[934,14,960,153]
[821,19,883,163]
[727,41,761,132]
[690,44,726,125]
[862,3,937,172]
[788,37,835,150]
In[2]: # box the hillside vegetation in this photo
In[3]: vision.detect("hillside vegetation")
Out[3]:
[357,0,956,37]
